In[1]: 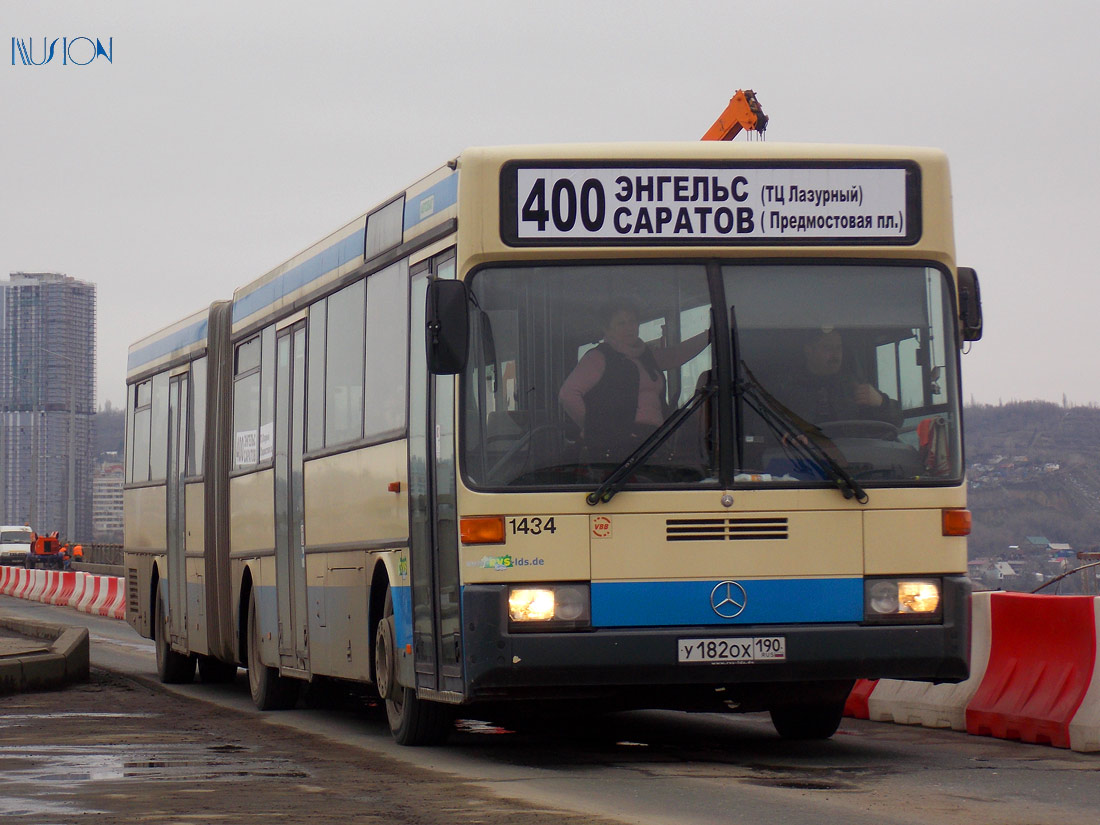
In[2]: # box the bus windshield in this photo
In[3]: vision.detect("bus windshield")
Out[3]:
[461,262,962,491]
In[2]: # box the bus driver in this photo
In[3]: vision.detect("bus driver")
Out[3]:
[779,328,902,428]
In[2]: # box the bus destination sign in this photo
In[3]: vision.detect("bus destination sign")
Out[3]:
[501,162,920,246]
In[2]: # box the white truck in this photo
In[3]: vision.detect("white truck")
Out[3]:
[0,525,34,566]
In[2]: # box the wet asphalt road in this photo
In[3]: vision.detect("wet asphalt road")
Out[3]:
[4,593,1100,825]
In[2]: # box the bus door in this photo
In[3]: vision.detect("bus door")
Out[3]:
[166,373,188,649]
[274,323,310,671]
[408,255,464,699]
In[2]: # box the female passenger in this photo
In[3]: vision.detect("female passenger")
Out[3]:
[559,300,709,462]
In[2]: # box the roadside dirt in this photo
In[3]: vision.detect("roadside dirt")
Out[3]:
[0,668,617,824]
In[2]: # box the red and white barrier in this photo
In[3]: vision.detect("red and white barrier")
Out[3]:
[1068,605,1100,752]
[966,593,1097,749]
[54,571,78,607]
[77,575,102,614]
[69,572,88,608]
[868,590,995,731]
[852,591,1100,753]
[94,576,121,618]
[843,678,878,719]
[2,566,126,623]
[39,570,61,604]
[26,570,48,602]
[17,569,36,600]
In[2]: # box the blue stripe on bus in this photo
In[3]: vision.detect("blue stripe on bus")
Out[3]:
[126,316,209,374]
[392,584,413,649]
[403,174,458,230]
[590,578,863,627]
[231,228,366,324]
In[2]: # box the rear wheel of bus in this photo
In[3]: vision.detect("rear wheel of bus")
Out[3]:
[154,580,195,684]
[374,587,453,745]
[246,588,300,710]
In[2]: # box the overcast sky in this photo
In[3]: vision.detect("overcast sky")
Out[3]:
[2,1,1098,410]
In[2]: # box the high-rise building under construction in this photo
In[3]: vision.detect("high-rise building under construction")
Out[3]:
[0,272,96,541]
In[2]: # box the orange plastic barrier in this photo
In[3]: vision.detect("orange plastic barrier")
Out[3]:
[966,592,1097,748]
[844,679,878,719]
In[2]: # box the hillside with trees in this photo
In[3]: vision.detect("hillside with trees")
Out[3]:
[964,401,1100,588]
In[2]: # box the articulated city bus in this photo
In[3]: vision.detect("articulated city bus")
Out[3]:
[124,142,982,744]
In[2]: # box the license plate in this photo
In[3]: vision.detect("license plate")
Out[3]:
[677,636,786,664]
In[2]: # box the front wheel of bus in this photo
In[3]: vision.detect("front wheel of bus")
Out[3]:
[154,580,195,684]
[374,588,453,746]
[769,699,846,740]
[246,589,300,710]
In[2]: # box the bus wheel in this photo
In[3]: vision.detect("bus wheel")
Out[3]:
[154,581,195,684]
[246,589,300,710]
[769,699,846,740]
[374,588,453,746]
[198,656,238,684]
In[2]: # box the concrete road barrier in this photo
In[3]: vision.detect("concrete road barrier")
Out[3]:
[0,614,89,694]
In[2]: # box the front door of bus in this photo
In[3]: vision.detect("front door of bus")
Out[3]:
[166,374,188,649]
[274,324,309,671]
[409,255,463,699]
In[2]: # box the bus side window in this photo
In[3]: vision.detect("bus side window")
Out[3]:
[365,260,409,439]
[129,379,153,483]
[232,335,261,469]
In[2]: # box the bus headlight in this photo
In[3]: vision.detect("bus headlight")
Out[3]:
[507,584,590,631]
[864,577,942,624]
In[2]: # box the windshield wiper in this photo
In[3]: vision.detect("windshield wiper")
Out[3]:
[586,380,716,506]
[737,364,869,504]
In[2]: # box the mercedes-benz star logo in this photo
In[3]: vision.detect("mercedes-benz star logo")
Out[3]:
[710,580,747,619]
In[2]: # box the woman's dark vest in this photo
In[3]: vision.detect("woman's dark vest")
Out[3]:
[583,343,666,456]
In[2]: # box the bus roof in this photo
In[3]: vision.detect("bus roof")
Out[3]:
[127,141,955,382]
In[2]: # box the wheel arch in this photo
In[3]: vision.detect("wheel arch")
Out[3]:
[238,566,255,666]
[368,558,392,685]
[149,562,163,643]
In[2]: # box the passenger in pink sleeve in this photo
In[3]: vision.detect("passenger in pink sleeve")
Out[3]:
[559,301,709,462]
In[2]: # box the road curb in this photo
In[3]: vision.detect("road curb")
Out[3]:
[0,614,90,694]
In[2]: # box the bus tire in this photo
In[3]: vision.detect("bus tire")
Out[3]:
[769,699,846,740]
[154,580,195,684]
[374,588,453,746]
[246,588,300,710]
[198,656,238,684]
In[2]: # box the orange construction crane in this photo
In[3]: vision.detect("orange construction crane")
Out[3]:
[701,90,768,141]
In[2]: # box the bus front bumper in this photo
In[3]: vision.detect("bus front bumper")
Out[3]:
[460,576,970,703]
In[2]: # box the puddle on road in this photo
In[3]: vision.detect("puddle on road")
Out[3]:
[0,712,155,729]
[0,743,311,785]
[0,796,105,818]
